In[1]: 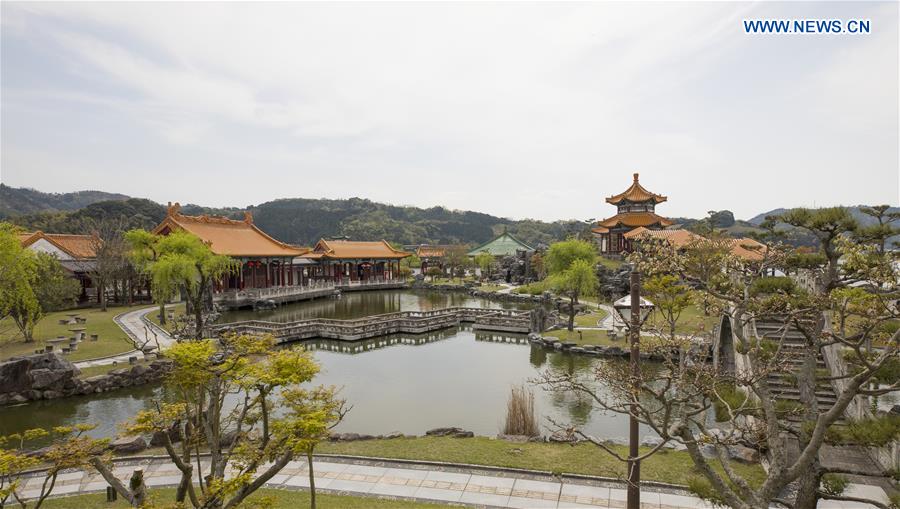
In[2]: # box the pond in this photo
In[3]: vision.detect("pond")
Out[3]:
[0,290,653,442]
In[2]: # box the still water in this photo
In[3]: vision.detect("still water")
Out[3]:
[0,291,650,441]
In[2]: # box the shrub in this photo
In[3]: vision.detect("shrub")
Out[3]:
[713,384,749,422]
[749,277,797,296]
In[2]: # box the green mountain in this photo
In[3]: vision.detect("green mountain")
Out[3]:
[4,185,893,249]
[0,184,130,218]
[2,187,585,247]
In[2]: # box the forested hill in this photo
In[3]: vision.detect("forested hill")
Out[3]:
[0,184,130,217]
[5,185,893,249]
[2,188,587,247]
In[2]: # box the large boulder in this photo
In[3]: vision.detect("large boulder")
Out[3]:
[110,435,147,454]
[0,357,33,393]
[0,353,80,398]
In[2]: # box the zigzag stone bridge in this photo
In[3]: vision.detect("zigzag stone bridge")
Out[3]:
[209,307,544,343]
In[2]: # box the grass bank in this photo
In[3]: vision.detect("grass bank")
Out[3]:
[41,488,451,509]
[317,436,766,487]
[0,307,134,362]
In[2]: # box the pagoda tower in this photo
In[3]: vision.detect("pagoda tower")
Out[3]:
[592,173,673,255]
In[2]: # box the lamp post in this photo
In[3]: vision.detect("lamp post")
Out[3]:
[613,271,654,509]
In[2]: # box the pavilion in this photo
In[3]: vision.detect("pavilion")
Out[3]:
[592,173,674,256]
[301,239,411,284]
[467,231,534,257]
[18,231,99,302]
[153,203,310,294]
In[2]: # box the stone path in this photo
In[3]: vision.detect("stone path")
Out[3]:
[17,456,710,508]
[74,307,175,369]
[17,455,888,508]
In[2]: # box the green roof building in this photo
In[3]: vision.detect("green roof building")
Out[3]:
[467,231,535,257]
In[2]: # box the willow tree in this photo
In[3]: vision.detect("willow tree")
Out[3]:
[545,239,599,330]
[125,229,171,326]
[137,230,238,340]
[0,224,79,343]
[542,208,899,509]
[121,333,346,509]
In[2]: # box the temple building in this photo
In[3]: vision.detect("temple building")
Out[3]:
[301,239,411,285]
[414,245,452,275]
[153,203,310,295]
[592,173,673,256]
[623,226,767,262]
[18,231,99,302]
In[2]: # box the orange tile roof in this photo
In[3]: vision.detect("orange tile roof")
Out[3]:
[624,227,704,249]
[591,226,609,234]
[625,227,767,261]
[596,212,674,229]
[730,237,766,261]
[19,231,98,259]
[153,203,308,258]
[606,173,667,205]
[304,239,411,260]
[416,246,448,258]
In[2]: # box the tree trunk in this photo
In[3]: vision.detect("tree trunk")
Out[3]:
[193,297,204,340]
[307,449,317,509]
[794,467,822,509]
[99,278,108,312]
[567,295,575,331]
[160,302,167,326]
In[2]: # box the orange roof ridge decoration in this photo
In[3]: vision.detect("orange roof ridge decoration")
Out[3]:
[153,202,308,258]
[304,239,411,260]
[19,231,99,259]
[606,173,668,205]
[596,212,674,229]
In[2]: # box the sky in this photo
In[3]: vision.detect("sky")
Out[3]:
[1,2,898,222]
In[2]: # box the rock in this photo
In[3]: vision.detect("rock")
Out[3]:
[727,445,760,464]
[425,427,473,438]
[129,365,150,378]
[41,390,63,400]
[108,368,131,377]
[549,430,576,443]
[497,434,530,443]
[384,431,404,439]
[640,436,663,447]
[29,368,71,390]
[9,394,28,404]
[604,346,625,357]
[0,357,33,393]
[111,435,147,454]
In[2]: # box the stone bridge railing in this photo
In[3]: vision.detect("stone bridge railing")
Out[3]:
[209,307,533,344]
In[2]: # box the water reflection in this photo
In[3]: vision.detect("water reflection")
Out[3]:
[0,291,652,443]
[220,289,530,323]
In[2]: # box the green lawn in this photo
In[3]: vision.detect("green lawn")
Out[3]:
[42,488,453,509]
[573,309,608,328]
[543,328,619,347]
[0,307,135,362]
[477,283,505,292]
[318,436,765,487]
[645,304,720,335]
[146,303,186,332]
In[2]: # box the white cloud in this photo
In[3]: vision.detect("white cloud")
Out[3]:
[1,2,897,220]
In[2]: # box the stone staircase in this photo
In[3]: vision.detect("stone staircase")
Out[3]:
[754,319,839,415]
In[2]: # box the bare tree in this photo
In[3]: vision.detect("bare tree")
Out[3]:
[540,209,899,509]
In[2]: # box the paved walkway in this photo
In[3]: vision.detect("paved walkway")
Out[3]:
[19,456,713,508]
[74,306,175,369]
[17,455,888,508]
